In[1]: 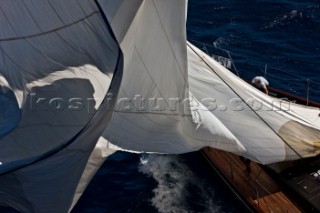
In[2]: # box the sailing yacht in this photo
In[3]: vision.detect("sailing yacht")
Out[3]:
[0,0,319,212]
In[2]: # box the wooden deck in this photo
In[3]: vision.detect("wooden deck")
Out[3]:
[201,147,303,213]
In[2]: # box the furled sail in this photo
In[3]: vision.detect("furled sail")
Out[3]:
[0,0,320,212]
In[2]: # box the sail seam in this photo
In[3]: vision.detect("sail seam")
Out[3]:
[150,0,188,92]
[21,0,44,33]
[133,45,173,111]
[0,12,100,42]
[47,0,66,24]
[0,1,123,175]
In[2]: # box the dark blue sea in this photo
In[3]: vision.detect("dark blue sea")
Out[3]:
[187,0,320,102]
[2,0,320,212]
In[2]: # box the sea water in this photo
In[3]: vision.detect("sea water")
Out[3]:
[187,0,320,102]
[2,0,319,212]
[73,152,248,213]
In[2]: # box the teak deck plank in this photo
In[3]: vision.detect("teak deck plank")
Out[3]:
[201,147,302,213]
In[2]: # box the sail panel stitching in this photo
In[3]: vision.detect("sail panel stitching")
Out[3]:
[0,12,100,42]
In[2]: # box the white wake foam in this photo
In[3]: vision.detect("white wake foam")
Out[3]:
[264,10,304,29]
[139,154,221,213]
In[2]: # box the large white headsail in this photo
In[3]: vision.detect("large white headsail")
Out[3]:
[98,0,243,155]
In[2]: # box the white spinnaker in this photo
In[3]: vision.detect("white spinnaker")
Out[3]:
[0,1,120,212]
[0,0,118,170]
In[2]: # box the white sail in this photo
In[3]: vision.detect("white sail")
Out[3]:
[0,0,121,212]
[98,0,243,155]
[0,0,320,212]
[186,42,320,163]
